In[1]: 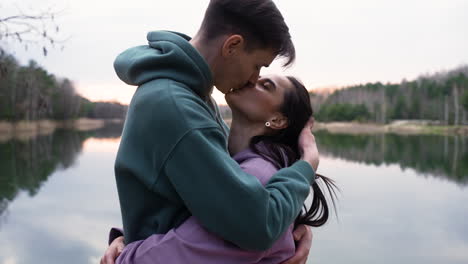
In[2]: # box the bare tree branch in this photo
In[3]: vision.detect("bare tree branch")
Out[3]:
[0,5,67,56]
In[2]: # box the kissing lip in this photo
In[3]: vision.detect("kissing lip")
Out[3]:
[228,86,245,94]
[229,87,242,93]
[229,82,255,94]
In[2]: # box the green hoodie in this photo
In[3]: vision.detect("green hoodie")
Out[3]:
[113,31,315,251]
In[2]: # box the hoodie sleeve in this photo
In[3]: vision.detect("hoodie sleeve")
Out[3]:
[162,127,314,251]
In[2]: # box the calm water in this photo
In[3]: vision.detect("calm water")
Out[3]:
[0,125,467,264]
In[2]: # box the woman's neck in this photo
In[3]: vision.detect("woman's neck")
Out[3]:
[228,117,264,156]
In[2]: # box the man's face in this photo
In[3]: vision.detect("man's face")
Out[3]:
[216,46,277,94]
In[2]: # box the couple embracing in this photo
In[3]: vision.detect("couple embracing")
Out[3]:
[102,0,337,263]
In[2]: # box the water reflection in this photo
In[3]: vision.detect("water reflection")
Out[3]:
[315,131,468,185]
[0,124,124,221]
[1,127,467,264]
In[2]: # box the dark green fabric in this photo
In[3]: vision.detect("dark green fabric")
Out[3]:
[114,31,315,250]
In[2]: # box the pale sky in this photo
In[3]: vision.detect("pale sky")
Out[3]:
[2,0,468,105]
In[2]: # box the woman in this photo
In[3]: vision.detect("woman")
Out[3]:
[103,74,337,264]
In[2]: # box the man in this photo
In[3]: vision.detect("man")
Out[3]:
[102,0,318,263]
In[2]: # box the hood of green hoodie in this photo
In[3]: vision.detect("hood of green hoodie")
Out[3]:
[114,31,213,99]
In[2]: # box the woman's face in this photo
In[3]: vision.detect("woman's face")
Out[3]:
[225,74,293,124]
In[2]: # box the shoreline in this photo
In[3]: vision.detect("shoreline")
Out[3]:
[2,119,467,143]
[0,118,124,142]
[313,121,468,136]
[224,119,468,136]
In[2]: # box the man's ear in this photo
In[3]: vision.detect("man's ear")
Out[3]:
[221,35,244,57]
[268,113,288,130]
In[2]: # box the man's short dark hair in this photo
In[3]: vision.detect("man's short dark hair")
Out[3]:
[200,0,295,67]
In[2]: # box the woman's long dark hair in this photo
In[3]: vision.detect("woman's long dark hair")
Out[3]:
[250,76,338,227]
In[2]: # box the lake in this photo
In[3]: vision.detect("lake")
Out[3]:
[0,124,467,264]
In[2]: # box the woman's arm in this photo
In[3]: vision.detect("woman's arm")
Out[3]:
[100,227,313,264]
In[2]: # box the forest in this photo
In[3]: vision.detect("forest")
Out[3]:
[0,49,127,121]
[312,66,468,125]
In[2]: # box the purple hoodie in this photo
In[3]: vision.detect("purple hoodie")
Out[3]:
[112,146,296,264]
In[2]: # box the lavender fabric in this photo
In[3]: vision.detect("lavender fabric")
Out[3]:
[114,147,296,264]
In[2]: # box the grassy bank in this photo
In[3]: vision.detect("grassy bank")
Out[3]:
[313,121,468,136]
[222,119,468,135]
[0,118,124,142]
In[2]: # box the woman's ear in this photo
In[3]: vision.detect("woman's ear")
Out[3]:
[221,35,244,57]
[268,113,288,130]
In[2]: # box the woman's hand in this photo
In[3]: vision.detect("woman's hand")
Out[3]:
[100,236,125,264]
[299,117,319,172]
[281,225,313,264]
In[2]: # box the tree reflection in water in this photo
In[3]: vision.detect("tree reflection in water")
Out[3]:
[315,131,468,185]
[1,127,466,223]
[0,123,124,221]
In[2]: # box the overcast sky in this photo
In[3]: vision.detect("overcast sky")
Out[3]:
[2,0,468,104]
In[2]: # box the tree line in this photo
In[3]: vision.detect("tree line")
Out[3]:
[311,66,468,125]
[0,49,127,121]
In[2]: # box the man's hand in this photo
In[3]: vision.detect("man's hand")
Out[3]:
[100,236,125,264]
[281,225,313,264]
[299,117,319,171]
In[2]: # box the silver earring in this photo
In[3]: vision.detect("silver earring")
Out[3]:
[265,122,271,127]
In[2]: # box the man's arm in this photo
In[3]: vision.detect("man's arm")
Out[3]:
[162,127,315,251]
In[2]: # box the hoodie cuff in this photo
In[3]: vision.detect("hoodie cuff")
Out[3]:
[108,227,124,245]
[291,160,316,184]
